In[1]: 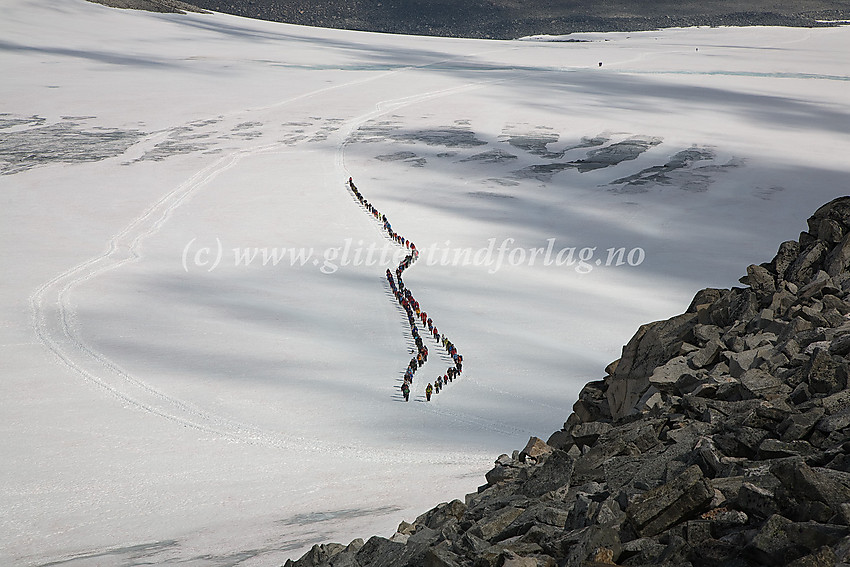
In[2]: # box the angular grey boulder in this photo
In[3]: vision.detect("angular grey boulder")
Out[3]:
[626,465,714,537]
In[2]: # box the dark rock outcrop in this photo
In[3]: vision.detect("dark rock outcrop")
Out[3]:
[162,0,850,39]
[286,196,850,567]
[87,0,209,13]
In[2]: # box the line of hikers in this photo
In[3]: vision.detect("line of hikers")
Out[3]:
[348,177,415,250]
[348,177,463,402]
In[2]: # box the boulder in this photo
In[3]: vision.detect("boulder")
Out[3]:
[770,285,798,318]
[520,450,576,497]
[786,241,828,286]
[808,197,850,237]
[485,463,517,486]
[756,307,788,334]
[699,506,748,531]
[496,504,570,541]
[572,439,627,485]
[416,499,467,530]
[454,532,490,557]
[816,407,850,434]
[829,334,850,356]
[354,536,405,567]
[785,521,850,553]
[787,546,839,567]
[827,231,850,277]
[805,349,845,394]
[822,389,850,414]
[626,465,714,537]
[799,270,834,300]
[558,525,621,567]
[726,348,762,378]
[692,324,722,345]
[780,407,825,442]
[773,240,802,281]
[707,288,760,328]
[771,459,850,513]
[572,381,610,423]
[606,312,698,419]
[744,514,799,565]
[687,288,727,313]
[758,438,817,459]
[545,429,573,451]
[619,537,665,564]
[424,545,464,567]
[742,263,777,300]
[519,437,554,463]
[740,368,791,400]
[689,338,724,370]
[685,519,712,545]
[570,422,612,448]
[469,506,525,542]
[499,551,541,567]
[288,543,348,567]
[731,481,777,519]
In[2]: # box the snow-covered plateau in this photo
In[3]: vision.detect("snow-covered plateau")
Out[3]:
[1,1,849,564]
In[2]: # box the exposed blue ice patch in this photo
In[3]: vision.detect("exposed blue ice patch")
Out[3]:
[0,114,145,174]
[279,506,403,527]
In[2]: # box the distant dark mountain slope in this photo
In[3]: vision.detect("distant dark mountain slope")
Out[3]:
[88,0,209,14]
[175,0,849,38]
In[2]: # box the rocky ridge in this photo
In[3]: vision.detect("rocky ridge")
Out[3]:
[86,0,850,39]
[87,0,209,14]
[285,196,850,567]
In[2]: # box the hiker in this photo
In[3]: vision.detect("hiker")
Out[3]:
[401,382,410,402]
[426,383,433,401]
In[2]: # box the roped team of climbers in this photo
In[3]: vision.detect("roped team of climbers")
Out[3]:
[348,177,463,402]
